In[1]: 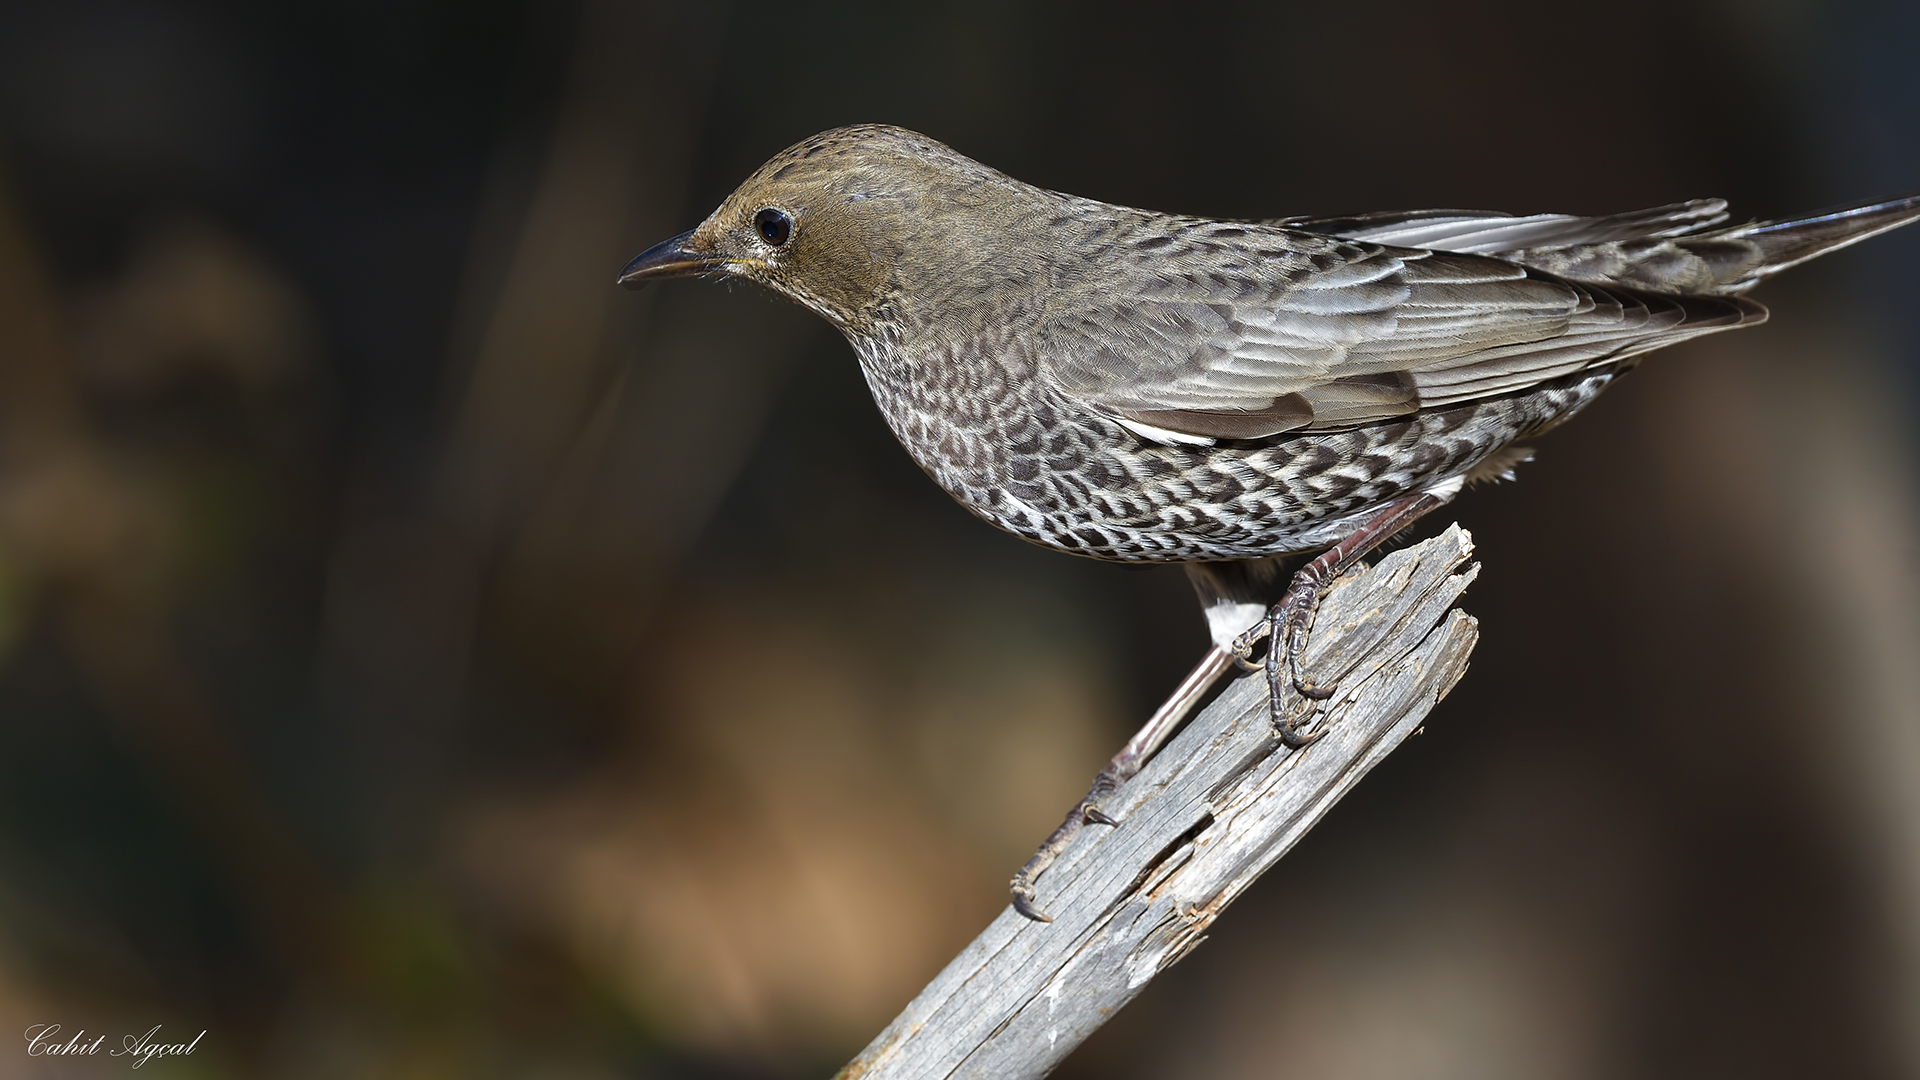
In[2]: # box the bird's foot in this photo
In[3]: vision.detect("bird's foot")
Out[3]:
[1229,570,1336,742]
[1010,773,1122,922]
[1009,646,1239,923]
[1229,619,1268,673]
[1271,677,1327,748]
[1261,578,1335,746]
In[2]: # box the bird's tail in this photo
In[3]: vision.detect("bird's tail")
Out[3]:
[1701,192,1920,294]
[1513,191,1920,297]
[1311,192,1920,299]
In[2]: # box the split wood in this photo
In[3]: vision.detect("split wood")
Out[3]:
[837,524,1481,1080]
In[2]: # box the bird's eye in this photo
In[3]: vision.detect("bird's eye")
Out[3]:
[754,207,792,247]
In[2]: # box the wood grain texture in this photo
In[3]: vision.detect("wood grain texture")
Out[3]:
[836,525,1481,1080]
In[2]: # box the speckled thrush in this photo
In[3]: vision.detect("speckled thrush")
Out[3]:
[619,124,1920,920]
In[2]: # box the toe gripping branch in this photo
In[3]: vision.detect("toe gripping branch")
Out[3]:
[1010,646,1235,922]
[1010,490,1449,922]
[1009,775,1121,923]
[1232,490,1448,747]
[1229,572,1336,749]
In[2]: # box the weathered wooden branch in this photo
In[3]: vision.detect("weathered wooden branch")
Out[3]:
[836,525,1481,1080]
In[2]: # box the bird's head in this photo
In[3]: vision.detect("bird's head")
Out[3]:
[619,125,1033,329]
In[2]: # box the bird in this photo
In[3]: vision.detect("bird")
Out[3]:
[617,123,1920,921]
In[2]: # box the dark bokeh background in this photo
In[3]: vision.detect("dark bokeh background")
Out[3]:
[1,2,1917,1077]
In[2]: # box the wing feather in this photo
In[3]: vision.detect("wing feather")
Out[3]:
[1273,199,1732,253]
[1038,220,1762,442]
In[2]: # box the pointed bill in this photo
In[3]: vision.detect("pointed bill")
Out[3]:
[617,230,721,289]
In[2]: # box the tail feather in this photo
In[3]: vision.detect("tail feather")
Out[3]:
[1500,191,1920,297]
[1296,192,1920,298]
[1717,192,1920,290]
[1278,199,1732,253]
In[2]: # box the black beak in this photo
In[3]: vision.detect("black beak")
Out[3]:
[617,230,722,289]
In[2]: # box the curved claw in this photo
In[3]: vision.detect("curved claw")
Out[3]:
[1280,600,1334,701]
[1007,645,1242,927]
[1230,621,1270,673]
[1292,647,1338,699]
[1251,490,1450,757]
[1010,876,1053,923]
[1277,723,1327,749]
[1275,701,1327,748]
[1009,795,1120,921]
[1265,611,1329,747]
[1295,679,1337,701]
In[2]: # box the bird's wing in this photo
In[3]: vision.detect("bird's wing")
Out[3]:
[1039,226,1758,441]
[1269,199,1730,253]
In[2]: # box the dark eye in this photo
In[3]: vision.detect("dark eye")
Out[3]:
[754,207,792,246]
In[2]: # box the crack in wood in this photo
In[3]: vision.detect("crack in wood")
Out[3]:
[832,526,1481,1080]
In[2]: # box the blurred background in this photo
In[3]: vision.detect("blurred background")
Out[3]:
[0,1,1916,1077]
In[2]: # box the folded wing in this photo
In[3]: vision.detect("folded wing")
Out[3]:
[1039,220,1760,442]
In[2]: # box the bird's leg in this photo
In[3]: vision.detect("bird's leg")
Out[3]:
[1010,490,1449,921]
[1232,491,1447,746]
[1010,645,1236,922]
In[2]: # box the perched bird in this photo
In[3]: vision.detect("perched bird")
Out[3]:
[619,124,1920,920]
